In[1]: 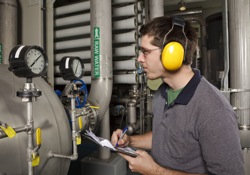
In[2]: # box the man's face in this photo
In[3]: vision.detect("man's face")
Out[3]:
[137,35,166,80]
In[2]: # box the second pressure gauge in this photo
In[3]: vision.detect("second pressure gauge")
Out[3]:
[9,45,48,78]
[59,56,84,80]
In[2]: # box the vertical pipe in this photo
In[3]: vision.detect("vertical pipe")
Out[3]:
[71,97,78,159]
[228,0,250,129]
[27,101,34,175]
[149,0,164,19]
[221,0,229,91]
[89,0,112,160]
[98,109,110,160]
[0,0,17,64]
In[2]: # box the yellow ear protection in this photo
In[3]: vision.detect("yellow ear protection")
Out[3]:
[161,16,188,71]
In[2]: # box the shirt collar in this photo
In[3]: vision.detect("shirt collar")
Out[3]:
[160,69,201,105]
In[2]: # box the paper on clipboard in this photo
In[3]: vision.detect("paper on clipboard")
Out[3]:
[83,129,138,157]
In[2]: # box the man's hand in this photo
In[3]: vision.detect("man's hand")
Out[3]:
[111,129,130,147]
[119,150,159,175]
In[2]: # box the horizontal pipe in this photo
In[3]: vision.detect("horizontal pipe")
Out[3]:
[55,50,91,61]
[113,0,135,5]
[55,73,138,85]
[55,25,90,38]
[113,15,142,30]
[55,38,90,50]
[114,73,138,84]
[114,44,136,57]
[114,30,136,43]
[55,1,90,16]
[0,125,30,139]
[55,13,90,27]
[113,2,142,17]
[55,59,137,74]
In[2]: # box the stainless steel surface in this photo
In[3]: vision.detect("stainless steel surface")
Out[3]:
[0,0,17,64]
[88,0,113,160]
[228,0,250,136]
[0,64,71,175]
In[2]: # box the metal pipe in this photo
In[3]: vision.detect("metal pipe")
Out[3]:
[55,13,90,27]
[48,96,78,160]
[27,101,34,175]
[0,0,17,64]
[149,0,164,19]
[55,38,90,50]
[0,125,30,139]
[113,2,142,17]
[70,96,78,160]
[98,108,110,159]
[55,26,90,39]
[228,0,250,130]
[55,1,90,16]
[88,0,112,160]
[55,50,91,61]
[221,0,229,91]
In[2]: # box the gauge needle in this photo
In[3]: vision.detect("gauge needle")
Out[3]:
[75,62,79,75]
[30,54,42,67]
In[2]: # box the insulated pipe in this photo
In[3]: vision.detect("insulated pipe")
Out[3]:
[89,0,112,160]
[55,13,90,27]
[114,44,137,57]
[228,0,250,146]
[113,15,142,30]
[55,26,90,39]
[55,1,90,16]
[113,0,136,5]
[55,50,91,61]
[149,0,164,19]
[114,30,136,43]
[55,38,90,50]
[113,2,142,17]
[0,0,17,64]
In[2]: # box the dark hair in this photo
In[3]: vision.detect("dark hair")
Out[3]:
[139,16,198,65]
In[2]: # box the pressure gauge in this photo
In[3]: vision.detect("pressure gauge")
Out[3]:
[59,56,84,80]
[8,45,48,78]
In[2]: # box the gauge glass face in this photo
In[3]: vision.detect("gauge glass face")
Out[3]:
[26,48,45,74]
[72,59,83,78]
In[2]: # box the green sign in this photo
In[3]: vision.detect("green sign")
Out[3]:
[93,27,100,78]
[0,44,2,64]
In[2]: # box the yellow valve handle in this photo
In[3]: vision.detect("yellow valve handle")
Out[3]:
[78,116,83,130]
[76,135,81,145]
[36,128,41,146]
[89,106,99,109]
[0,125,16,138]
[32,153,40,167]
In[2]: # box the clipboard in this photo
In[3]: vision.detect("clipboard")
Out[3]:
[82,129,138,158]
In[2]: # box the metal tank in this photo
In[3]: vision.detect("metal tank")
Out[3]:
[0,64,72,175]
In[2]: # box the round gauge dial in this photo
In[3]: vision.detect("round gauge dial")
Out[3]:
[8,45,48,78]
[26,48,46,75]
[59,56,84,80]
[72,58,83,78]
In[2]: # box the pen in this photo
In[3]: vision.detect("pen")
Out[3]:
[115,126,128,147]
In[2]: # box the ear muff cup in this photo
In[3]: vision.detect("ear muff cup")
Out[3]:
[161,41,184,71]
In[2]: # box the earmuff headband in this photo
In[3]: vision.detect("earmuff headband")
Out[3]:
[161,16,188,71]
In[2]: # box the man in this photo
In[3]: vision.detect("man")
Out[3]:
[111,16,244,175]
